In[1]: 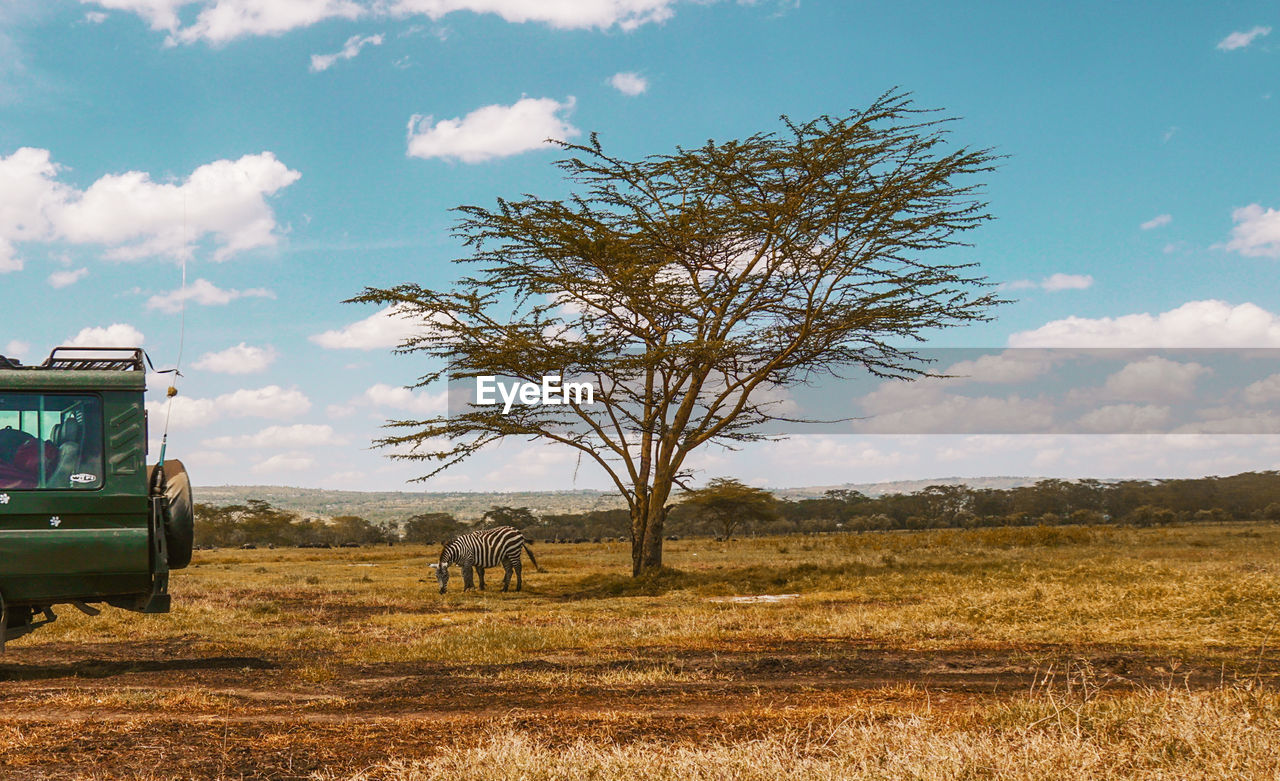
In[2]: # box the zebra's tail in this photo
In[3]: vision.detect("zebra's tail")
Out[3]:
[523,542,541,572]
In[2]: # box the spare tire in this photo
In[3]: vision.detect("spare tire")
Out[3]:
[146,459,194,570]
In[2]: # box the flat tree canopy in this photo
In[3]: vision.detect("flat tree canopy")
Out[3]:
[353,90,1000,576]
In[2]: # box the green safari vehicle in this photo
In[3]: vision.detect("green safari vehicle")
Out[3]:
[0,347,193,650]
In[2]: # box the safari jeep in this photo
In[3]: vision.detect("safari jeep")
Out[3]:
[0,347,193,649]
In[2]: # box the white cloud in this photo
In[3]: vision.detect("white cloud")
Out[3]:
[89,0,687,43]
[146,384,310,430]
[388,0,680,30]
[66,323,145,347]
[81,0,186,33]
[479,440,579,482]
[1040,273,1094,292]
[1222,204,1280,258]
[1243,373,1280,406]
[1140,214,1172,230]
[361,382,447,415]
[1009,300,1280,347]
[326,403,357,418]
[1001,273,1093,292]
[310,32,383,71]
[1175,410,1280,435]
[865,395,1056,434]
[311,304,424,349]
[3,340,30,359]
[64,152,300,261]
[406,97,578,163]
[857,380,947,416]
[167,0,366,46]
[203,423,344,449]
[769,437,910,469]
[192,342,277,374]
[609,71,648,95]
[48,267,89,288]
[0,147,300,268]
[327,469,367,483]
[187,449,233,467]
[253,451,315,474]
[854,382,1055,434]
[146,278,275,313]
[1217,25,1271,51]
[0,147,62,272]
[1032,448,1064,468]
[943,352,1055,384]
[147,395,219,430]
[1103,356,1210,402]
[216,385,311,417]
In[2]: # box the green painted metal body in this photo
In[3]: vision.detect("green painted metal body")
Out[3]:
[0,357,167,620]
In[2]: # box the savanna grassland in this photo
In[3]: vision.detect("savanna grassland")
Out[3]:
[2,522,1280,780]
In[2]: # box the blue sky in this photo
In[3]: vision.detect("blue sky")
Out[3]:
[2,1,1279,492]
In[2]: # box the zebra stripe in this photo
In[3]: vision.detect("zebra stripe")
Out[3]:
[435,526,539,593]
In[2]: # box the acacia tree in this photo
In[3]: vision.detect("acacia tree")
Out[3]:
[353,91,1000,576]
[481,505,537,529]
[680,478,779,540]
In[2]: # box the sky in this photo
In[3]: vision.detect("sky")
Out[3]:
[1,0,1279,492]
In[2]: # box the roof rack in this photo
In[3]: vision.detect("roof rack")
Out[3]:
[39,347,146,372]
[0,355,21,370]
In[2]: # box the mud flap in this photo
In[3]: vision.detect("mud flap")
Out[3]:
[138,494,171,613]
[1,593,58,652]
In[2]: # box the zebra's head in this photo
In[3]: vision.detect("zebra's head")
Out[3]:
[434,548,453,593]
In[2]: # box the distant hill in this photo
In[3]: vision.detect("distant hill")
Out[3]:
[194,476,1047,522]
[772,476,1044,500]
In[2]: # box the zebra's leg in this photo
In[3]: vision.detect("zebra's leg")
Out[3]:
[462,563,474,591]
[515,560,523,591]
[501,563,513,592]
[477,566,486,590]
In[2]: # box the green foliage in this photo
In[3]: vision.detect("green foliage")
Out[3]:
[401,511,463,544]
[480,505,537,529]
[194,501,393,547]
[677,478,778,539]
[527,471,1280,539]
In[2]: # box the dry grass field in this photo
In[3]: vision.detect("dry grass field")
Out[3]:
[3,521,1280,779]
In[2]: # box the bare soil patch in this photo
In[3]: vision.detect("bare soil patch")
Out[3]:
[3,637,1277,779]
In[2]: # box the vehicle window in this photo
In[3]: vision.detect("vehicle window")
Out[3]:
[0,394,103,490]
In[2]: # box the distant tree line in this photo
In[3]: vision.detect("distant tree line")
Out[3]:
[194,500,397,548]
[195,472,1280,547]
[523,472,1280,538]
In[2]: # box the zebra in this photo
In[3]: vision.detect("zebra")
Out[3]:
[432,526,540,594]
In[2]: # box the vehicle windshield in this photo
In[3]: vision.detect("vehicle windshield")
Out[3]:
[0,394,103,490]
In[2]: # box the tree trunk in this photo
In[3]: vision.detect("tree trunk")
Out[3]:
[634,477,673,574]
[630,506,647,577]
[630,505,667,575]
[640,503,665,571]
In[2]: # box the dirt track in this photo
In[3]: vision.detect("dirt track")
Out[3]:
[3,637,1277,779]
